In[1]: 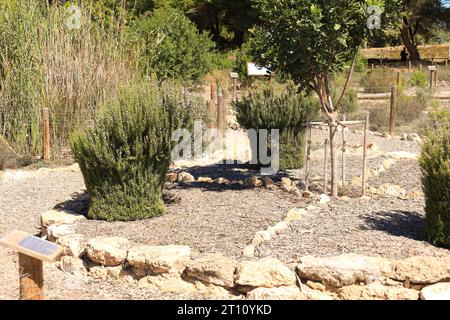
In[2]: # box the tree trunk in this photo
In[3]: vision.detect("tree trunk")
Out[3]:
[400,25,420,61]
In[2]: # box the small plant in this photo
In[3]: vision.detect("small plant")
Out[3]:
[70,80,205,221]
[409,70,428,88]
[233,85,319,170]
[396,91,428,126]
[419,125,450,248]
[360,68,396,93]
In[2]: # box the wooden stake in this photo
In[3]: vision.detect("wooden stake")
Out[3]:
[408,60,412,71]
[435,66,438,86]
[430,69,435,88]
[43,108,50,161]
[217,93,224,135]
[341,115,346,187]
[232,78,237,102]
[304,124,312,191]
[389,86,397,135]
[207,100,216,128]
[210,84,216,103]
[19,253,44,300]
[362,113,370,196]
[330,124,338,197]
[222,89,228,134]
[396,71,400,87]
[324,138,328,194]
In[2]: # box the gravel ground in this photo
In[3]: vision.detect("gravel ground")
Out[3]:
[1,128,448,300]
[257,196,449,263]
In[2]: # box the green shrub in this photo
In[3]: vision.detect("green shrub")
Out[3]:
[332,88,358,114]
[70,80,204,221]
[133,8,215,82]
[409,70,428,88]
[419,126,450,248]
[233,85,319,170]
[360,68,396,93]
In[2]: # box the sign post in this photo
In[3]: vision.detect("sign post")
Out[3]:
[230,72,239,102]
[0,230,63,300]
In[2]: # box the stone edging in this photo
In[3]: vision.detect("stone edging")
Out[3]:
[41,210,450,300]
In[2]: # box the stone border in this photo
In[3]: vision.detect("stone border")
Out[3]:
[42,210,450,300]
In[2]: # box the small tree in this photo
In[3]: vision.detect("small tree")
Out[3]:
[419,125,450,248]
[250,0,371,196]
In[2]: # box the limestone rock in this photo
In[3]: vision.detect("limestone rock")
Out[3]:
[246,286,333,300]
[302,191,313,198]
[138,273,196,293]
[56,256,88,276]
[127,245,191,274]
[296,254,393,288]
[86,237,129,266]
[285,208,306,222]
[390,256,450,284]
[263,178,275,190]
[41,210,86,228]
[273,221,289,234]
[420,282,450,300]
[165,172,178,183]
[213,177,229,184]
[255,230,271,242]
[280,177,293,192]
[56,234,86,257]
[337,282,419,300]
[235,258,297,288]
[378,183,406,198]
[386,151,418,160]
[243,176,264,187]
[382,158,396,170]
[243,245,255,257]
[47,224,77,241]
[319,194,331,205]
[177,172,195,184]
[185,253,237,288]
[197,177,213,183]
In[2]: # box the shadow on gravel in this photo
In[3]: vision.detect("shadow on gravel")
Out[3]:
[172,161,295,193]
[54,190,89,216]
[361,210,426,240]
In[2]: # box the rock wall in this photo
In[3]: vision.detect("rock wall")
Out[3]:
[45,217,450,300]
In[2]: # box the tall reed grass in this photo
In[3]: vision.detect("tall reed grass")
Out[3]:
[0,0,141,158]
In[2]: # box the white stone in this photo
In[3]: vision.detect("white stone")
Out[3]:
[56,256,87,276]
[243,245,255,257]
[86,237,129,266]
[297,254,393,288]
[235,258,297,288]
[56,234,86,257]
[338,281,419,300]
[185,253,237,288]
[177,172,195,184]
[41,210,86,228]
[390,256,450,284]
[378,183,406,198]
[319,194,331,205]
[47,224,76,241]
[420,283,450,300]
[255,230,272,242]
[127,245,191,274]
[386,151,418,160]
[285,208,306,222]
[273,221,289,234]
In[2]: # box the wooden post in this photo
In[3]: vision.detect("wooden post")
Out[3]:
[43,108,50,161]
[19,253,44,300]
[330,124,338,197]
[419,63,423,72]
[341,115,346,187]
[222,88,228,134]
[435,65,438,86]
[210,83,216,102]
[429,69,435,88]
[304,124,312,191]
[396,71,400,87]
[389,86,397,135]
[362,113,370,196]
[371,63,374,70]
[408,60,411,71]
[217,92,224,136]
[445,60,448,68]
[232,78,237,102]
[324,138,329,194]
[207,100,216,127]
